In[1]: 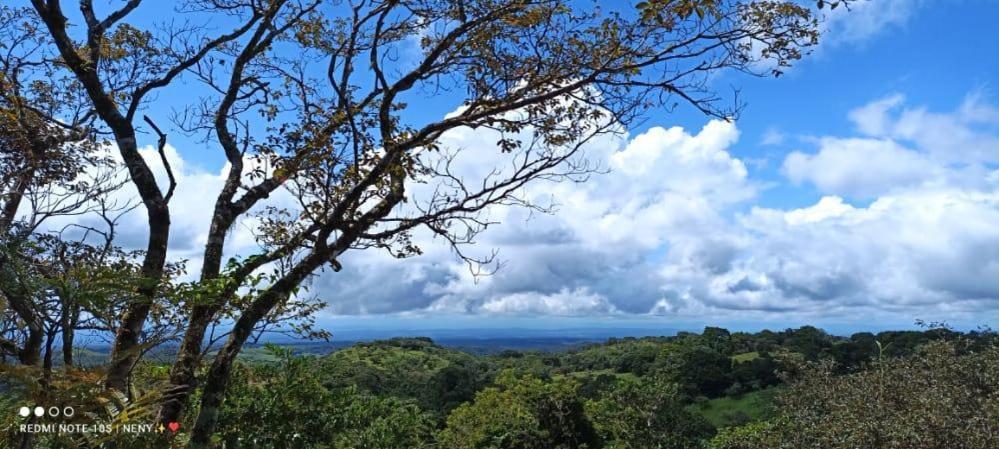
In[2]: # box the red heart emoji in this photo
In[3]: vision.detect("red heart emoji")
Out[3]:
[168,422,180,432]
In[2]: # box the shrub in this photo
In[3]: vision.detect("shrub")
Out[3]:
[711,340,999,449]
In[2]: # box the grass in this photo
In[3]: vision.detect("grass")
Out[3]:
[731,351,761,363]
[686,387,779,429]
[567,368,639,382]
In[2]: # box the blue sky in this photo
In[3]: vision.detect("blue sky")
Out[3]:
[22,0,999,334]
[322,0,999,333]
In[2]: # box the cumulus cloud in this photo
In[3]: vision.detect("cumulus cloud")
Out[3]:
[782,94,999,199]
[478,288,618,316]
[53,92,999,325]
[304,119,755,316]
[782,137,941,198]
[306,93,999,323]
[821,0,924,46]
[738,189,999,310]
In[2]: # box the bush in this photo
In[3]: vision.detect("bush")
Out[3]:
[586,376,714,449]
[219,348,435,449]
[438,370,598,449]
[710,340,999,449]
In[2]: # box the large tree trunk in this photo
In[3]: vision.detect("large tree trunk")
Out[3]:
[158,210,234,424]
[19,320,43,366]
[102,135,171,392]
[30,2,172,394]
[3,291,44,366]
[187,257,320,448]
[61,302,76,367]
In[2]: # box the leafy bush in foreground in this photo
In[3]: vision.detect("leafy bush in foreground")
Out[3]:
[439,370,712,449]
[711,340,999,449]
[218,347,435,449]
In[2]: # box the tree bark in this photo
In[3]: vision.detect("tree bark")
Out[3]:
[187,254,322,448]
[29,1,173,392]
[3,290,44,366]
[0,171,31,233]
[158,207,235,424]
[103,135,171,391]
[61,302,76,367]
[19,320,43,366]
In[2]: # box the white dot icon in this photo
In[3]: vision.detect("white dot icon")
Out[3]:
[33,407,44,417]
[18,407,30,417]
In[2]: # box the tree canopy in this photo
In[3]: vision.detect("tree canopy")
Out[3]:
[0,0,851,446]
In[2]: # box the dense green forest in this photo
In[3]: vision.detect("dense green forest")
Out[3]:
[5,325,994,448]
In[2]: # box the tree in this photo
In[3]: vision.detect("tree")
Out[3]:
[779,326,833,360]
[657,343,733,397]
[439,370,599,449]
[217,346,435,449]
[0,4,118,368]
[586,376,714,449]
[316,337,492,416]
[10,0,843,446]
[710,340,999,449]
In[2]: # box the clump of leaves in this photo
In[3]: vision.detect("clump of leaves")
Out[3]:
[711,339,999,449]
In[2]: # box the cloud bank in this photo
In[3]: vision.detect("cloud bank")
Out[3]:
[59,92,998,325]
[303,93,999,324]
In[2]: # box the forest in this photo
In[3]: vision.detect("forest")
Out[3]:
[2,0,997,447]
[4,324,996,448]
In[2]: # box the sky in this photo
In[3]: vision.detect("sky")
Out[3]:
[24,0,999,335]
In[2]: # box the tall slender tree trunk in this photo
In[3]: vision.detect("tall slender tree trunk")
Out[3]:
[188,257,320,448]
[157,306,216,423]
[61,302,76,367]
[158,213,233,424]
[29,3,173,393]
[103,134,171,392]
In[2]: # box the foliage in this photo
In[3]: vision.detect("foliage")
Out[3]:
[217,346,436,449]
[2,325,993,448]
[656,343,734,397]
[3,0,841,443]
[439,370,599,449]
[318,337,493,416]
[562,338,666,376]
[0,363,167,449]
[586,376,714,449]
[710,340,999,449]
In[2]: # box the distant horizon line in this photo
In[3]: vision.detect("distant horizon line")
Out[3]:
[68,321,994,352]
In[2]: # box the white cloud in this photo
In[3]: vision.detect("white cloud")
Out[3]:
[782,94,999,199]
[479,288,618,316]
[863,94,999,164]
[821,0,923,46]
[57,92,999,326]
[783,196,854,225]
[732,189,999,312]
[782,137,940,198]
[848,93,906,136]
[760,128,786,146]
[310,118,756,315]
[307,93,999,324]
